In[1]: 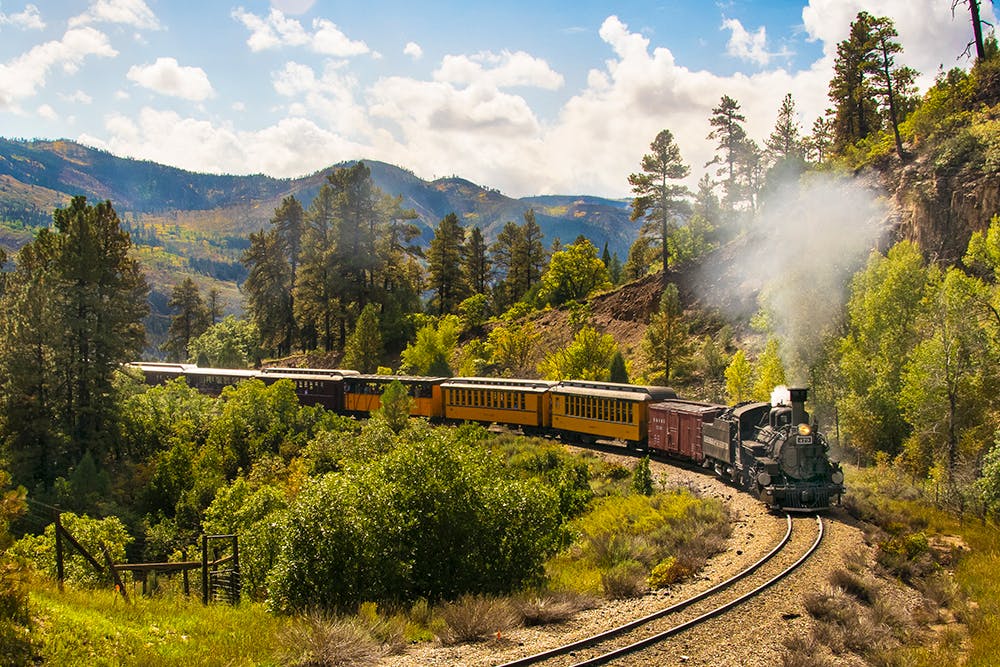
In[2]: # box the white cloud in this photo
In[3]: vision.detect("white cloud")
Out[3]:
[435,50,564,90]
[232,7,369,57]
[404,41,423,60]
[36,103,56,120]
[60,90,94,104]
[0,27,117,111]
[232,101,246,111]
[272,60,370,135]
[69,0,160,30]
[722,17,786,67]
[127,57,214,101]
[270,0,315,14]
[0,4,45,30]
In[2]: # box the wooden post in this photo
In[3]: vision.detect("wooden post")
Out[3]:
[182,548,190,597]
[201,535,209,605]
[54,513,65,591]
[231,535,240,605]
[101,545,130,604]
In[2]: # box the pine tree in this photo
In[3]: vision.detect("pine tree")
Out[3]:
[0,197,148,489]
[642,283,691,384]
[629,129,691,284]
[164,278,209,362]
[243,229,293,356]
[867,15,918,160]
[609,350,629,383]
[706,96,748,209]
[342,303,383,373]
[463,226,492,295]
[427,213,469,315]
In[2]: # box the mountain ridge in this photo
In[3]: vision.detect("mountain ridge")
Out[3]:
[0,137,635,258]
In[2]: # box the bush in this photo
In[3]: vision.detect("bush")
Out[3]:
[647,556,689,589]
[601,560,646,599]
[12,513,131,588]
[436,594,519,645]
[513,590,596,626]
[829,568,880,606]
[276,612,382,667]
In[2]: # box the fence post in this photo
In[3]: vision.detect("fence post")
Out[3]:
[54,513,64,591]
[101,545,130,604]
[231,535,240,605]
[201,534,209,605]
[182,548,190,597]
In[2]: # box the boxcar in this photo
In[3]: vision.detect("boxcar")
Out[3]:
[550,381,676,446]
[342,375,446,418]
[648,401,726,463]
[441,377,555,431]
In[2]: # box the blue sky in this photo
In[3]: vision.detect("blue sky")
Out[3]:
[0,0,992,198]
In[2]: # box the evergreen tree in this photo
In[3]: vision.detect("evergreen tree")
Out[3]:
[463,226,492,295]
[520,209,547,293]
[642,283,691,384]
[609,350,629,383]
[867,15,918,159]
[0,197,148,490]
[342,303,383,373]
[804,115,834,164]
[629,129,691,284]
[206,287,224,325]
[706,96,748,209]
[243,229,293,356]
[164,278,209,362]
[828,12,883,152]
[427,212,468,315]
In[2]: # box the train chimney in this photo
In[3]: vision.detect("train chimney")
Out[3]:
[788,387,808,425]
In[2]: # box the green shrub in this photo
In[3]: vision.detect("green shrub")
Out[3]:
[647,556,689,589]
[12,512,131,588]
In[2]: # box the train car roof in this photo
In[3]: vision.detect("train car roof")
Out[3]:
[179,367,259,379]
[553,383,659,402]
[344,374,448,384]
[442,377,555,392]
[554,380,676,401]
[128,362,195,371]
[259,367,360,376]
[259,371,345,381]
[651,400,726,415]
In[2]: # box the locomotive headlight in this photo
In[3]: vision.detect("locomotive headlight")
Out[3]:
[831,470,845,485]
[798,423,812,436]
[757,471,772,486]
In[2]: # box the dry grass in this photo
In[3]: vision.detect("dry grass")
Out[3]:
[804,584,856,625]
[781,634,835,667]
[435,594,520,645]
[277,612,383,667]
[829,567,880,605]
[600,561,646,599]
[513,591,596,626]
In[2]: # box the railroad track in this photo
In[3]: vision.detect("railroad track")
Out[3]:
[497,514,824,667]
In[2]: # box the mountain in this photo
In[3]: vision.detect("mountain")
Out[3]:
[0,138,634,258]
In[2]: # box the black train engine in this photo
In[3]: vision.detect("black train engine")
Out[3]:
[703,387,845,511]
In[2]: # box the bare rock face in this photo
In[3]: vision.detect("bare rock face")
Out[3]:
[892,149,1000,264]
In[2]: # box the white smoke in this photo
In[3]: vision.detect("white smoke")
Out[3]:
[701,173,888,382]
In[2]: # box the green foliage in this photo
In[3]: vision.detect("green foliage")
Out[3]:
[202,478,288,600]
[164,277,210,361]
[13,513,131,588]
[537,238,611,306]
[608,350,629,384]
[538,326,619,381]
[377,380,412,434]
[0,473,30,666]
[976,436,1000,518]
[837,242,929,458]
[342,303,383,373]
[642,283,692,384]
[752,338,787,401]
[269,427,563,612]
[187,315,261,368]
[725,349,753,403]
[629,129,691,273]
[457,293,490,332]
[0,196,148,491]
[632,457,653,496]
[399,315,460,376]
[547,489,729,596]
[427,212,469,315]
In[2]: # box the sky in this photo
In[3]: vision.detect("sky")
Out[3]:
[0,0,994,199]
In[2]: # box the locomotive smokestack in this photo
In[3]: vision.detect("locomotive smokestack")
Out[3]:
[789,387,808,425]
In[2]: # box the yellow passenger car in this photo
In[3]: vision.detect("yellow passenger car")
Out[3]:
[550,381,676,446]
[441,377,556,431]
[342,375,446,418]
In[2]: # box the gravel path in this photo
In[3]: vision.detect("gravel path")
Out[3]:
[380,449,869,667]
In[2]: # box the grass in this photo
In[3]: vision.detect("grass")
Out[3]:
[29,580,288,666]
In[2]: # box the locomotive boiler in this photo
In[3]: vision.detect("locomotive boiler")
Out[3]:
[650,387,844,511]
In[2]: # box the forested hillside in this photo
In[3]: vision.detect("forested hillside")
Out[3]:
[5,5,1000,667]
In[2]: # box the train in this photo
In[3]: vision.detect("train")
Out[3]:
[127,363,844,511]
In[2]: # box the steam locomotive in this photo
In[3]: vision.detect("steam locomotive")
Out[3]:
[128,363,844,511]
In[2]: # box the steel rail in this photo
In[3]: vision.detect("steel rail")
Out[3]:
[496,514,795,667]
[567,515,824,667]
